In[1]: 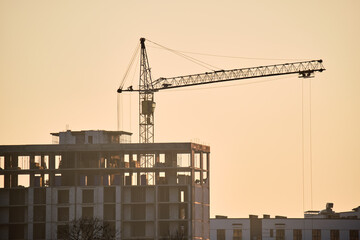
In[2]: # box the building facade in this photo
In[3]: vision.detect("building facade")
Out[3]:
[210,205,360,240]
[0,130,210,240]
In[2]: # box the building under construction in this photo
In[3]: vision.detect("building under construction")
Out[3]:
[0,130,210,240]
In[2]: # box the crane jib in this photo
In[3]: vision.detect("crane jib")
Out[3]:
[118,59,325,93]
[151,60,325,91]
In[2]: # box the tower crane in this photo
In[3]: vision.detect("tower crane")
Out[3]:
[117,38,325,144]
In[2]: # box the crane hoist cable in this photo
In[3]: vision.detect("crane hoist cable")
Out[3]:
[309,78,313,210]
[117,43,140,131]
[146,39,220,71]
[301,77,314,213]
[118,43,140,90]
[129,52,140,87]
[148,45,312,62]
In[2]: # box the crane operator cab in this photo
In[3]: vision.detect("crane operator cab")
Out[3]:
[142,100,156,123]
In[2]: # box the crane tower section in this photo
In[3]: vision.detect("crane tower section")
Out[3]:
[139,38,155,144]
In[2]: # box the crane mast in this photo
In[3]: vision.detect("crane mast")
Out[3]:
[118,38,326,144]
[139,38,155,144]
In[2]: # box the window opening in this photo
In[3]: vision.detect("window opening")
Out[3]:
[57,207,69,221]
[276,229,285,240]
[18,174,29,187]
[203,172,208,184]
[312,229,321,240]
[177,171,191,184]
[177,153,191,167]
[34,206,46,222]
[131,204,146,220]
[331,230,340,240]
[0,176,3,188]
[131,173,137,186]
[350,230,359,240]
[124,172,131,186]
[104,187,116,203]
[194,171,201,184]
[203,153,208,170]
[43,155,49,169]
[82,189,94,203]
[217,229,225,240]
[82,207,93,218]
[55,155,62,169]
[58,190,69,204]
[194,153,200,168]
[103,204,115,220]
[159,153,165,163]
[0,156,4,169]
[179,187,188,202]
[158,187,169,202]
[233,229,242,240]
[131,188,146,202]
[293,229,302,240]
[18,156,30,170]
[157,172,166,184]
[34,156,42,169]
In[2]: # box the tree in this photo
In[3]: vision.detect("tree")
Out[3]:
[169,227,185,240]
[57,217,117,240]
[170,230,185,240]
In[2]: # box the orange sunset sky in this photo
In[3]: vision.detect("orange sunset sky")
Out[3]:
[0,0,359,218]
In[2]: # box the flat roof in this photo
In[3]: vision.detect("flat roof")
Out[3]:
[50,130,133,136]
[0,142,210,154]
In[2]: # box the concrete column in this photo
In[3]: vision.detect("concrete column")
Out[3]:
[40,155,45,186]
[4,154,11,188]
[155,185,158,239]
[75,187,81,219]
[189,185,193,239]
[27,187,34,239]
[50,188,58,240]
[69,187,76,221]
[137,172,140,186]
[29,155,35,187]
[116,186,121,240]
[49,154,55,187]
[95,187,104,218]
[10,154,19,187]
[340,230,350,240]
[322,230,330,240]
[207,153,210,186]
[45,188,53,240]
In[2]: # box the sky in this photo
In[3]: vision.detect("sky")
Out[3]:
[0,0,359,218]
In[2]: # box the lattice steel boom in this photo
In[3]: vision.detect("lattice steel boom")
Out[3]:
[152,60,325,90]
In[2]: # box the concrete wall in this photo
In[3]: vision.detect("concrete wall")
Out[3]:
[211,218,360,240]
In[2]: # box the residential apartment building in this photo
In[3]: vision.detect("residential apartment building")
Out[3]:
[0,130,210,240]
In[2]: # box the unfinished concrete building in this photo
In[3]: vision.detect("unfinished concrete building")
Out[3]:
[0,130,210,240]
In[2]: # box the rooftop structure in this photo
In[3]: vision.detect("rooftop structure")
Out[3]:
[0,130,210,240]
[51,130,132,144]
[304,202,360,219]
